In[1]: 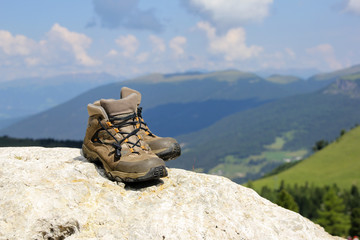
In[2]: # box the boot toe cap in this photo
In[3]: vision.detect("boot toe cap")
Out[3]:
[147,137,178,151]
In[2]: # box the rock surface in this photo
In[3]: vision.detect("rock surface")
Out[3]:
[0,147,342,240]
[324,79,360,98]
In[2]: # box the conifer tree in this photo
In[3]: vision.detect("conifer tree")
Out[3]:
[349,186,360,236]
[260,186,277,202]
[316,188,350,236]
[349,208,360,237]
[276,189,299,213]
[350,185,360,209]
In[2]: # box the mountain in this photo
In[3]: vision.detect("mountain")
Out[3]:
[0,73,122,129]
[256,68,319,79]
[0,70,328,140]
[252,125,360,190]
[1,66,360,183]
[0,117,24,130]
[171,86,360,182]
[266,75,303,84]
[169,71,360,182]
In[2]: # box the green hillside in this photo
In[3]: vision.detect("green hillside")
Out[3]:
[324,78,360,98]
[309,64,360,82]
[252,125,360,190]
[173,91,360,179]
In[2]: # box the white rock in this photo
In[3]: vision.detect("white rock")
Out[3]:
[0,147,342,240]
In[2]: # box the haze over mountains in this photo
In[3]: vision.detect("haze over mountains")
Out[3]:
[1,65,360,183]
[0,73,122,129]
[0,69,341,138]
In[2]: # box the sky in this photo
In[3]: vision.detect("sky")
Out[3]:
[0,0,359,81]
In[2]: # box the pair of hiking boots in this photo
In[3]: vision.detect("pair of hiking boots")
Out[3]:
[82,87,181,182]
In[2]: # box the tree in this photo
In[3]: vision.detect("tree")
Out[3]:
[316,188,350,237]
[260,186,277,202]
[297,195,316,219]
[277,189,299,213]
[350,185,360,209]
[246,180,254,189]
[349,208,360,237]
[349,186,360,236]
[340,129,346,137]
[312,139,329,152]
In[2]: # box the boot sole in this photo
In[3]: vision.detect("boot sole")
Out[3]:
[156,142,181,161]
[107,166,167,183]
[82,144,168,182]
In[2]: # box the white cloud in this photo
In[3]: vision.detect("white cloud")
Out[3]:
[106,49,118,57]
[185,0,273,28]
[24,57,41,66]
[306,44,342,70]
[149,35,166,53]
[0,30,36,56]
[0,24,100,80]
[258,48,300,70]
[115,34,139,57]
[46,24,99,66]
[112,34,149,63]
[197,21,216,39]
[344,0,360,15]
[285,48,296,59]
[197,21,263,61]
[136,52,149,63]
[169,36,187,57]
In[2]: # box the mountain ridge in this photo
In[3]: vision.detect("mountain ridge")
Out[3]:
[309,64,360,82]
[0,70,329,140]
[1,65,360,184]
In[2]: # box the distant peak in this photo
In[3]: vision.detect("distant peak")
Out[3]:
[266,75,302,84]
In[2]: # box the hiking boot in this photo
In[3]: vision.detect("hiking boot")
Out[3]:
[82,93,167,182]
[120,87,181,161]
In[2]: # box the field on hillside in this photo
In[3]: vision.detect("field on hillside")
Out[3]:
[208,130,308,182]
[252,125,360,190]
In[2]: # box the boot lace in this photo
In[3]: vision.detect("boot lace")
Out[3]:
[137,107,155,137]
[97,113,146,159]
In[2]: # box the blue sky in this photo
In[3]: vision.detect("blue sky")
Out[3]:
[0,0,359,81]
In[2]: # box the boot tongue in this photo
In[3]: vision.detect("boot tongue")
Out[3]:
[100,93,143,152]
[100,93,138,117]
[120,87,141,106]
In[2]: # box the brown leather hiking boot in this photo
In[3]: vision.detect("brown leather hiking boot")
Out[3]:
[82,93,167,182]
[120,87,181,161]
